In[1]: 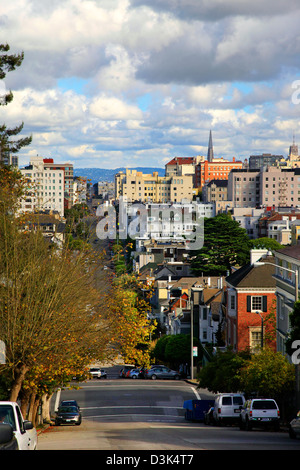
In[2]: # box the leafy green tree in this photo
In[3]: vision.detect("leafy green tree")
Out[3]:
[190,214,251,275]
[249,237,283,251]
[198,348,250,393]
[240,347,295,399]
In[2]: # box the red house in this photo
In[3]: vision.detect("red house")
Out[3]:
[225,251,277,352]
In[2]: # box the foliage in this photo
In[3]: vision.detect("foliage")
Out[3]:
[0,44,32,155]
[239,347,295,398]
[190,213,251,275]
[249,237,283,251]
[152,334,202,369]
[198,348,250,393]
[198,347,295,400]
[108,273,156,366]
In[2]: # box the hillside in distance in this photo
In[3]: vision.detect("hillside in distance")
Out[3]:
[74,167,165,184]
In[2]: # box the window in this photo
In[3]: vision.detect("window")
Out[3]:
[247,295,267,312]
[251,296,262,311]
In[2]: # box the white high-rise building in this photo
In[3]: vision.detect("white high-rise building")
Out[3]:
[20,157,65,216]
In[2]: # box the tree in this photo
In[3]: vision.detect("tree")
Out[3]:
[0,44,24,104]
[0,44,32,160]
[0,166,114,403]
[240,348,295,399]
[190,214,251,275]
[249,237,283,251]
[108,273,155,366]
[198,348,250,393]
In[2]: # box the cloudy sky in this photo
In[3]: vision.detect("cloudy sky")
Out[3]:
[1,0,300,169]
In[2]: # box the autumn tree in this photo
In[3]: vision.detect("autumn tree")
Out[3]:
[0,166,114,405]
[108,273,155,366]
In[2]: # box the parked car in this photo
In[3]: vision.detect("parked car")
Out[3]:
[89,368,107,379]
[289,411,300,439]
[0,423,19,450]
[239,398,280,431]
[145,366,180,380]
[213,393,245,425]
[144,365,168,378]
[55,405,82,426]
[0,401,37,450]
[119,365,136,378]
[129,368,143,379]
[60,400,80,411]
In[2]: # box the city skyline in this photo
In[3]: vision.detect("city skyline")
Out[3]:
[1,0,300,169]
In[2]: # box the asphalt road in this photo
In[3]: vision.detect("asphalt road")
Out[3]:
[37,370,300,451]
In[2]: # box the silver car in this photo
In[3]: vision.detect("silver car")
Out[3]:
[146,366,180,380]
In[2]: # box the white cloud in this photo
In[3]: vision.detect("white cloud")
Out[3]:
[1,0,300,170]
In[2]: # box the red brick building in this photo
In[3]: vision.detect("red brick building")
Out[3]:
[225,252,277,352]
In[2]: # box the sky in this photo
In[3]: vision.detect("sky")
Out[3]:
[1,0,300,170]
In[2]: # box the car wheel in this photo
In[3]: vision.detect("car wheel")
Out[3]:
[174,375,180,380]
[132,375,137,379]
[151,374,157,380]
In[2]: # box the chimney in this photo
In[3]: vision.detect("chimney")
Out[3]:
[250,248,269,264]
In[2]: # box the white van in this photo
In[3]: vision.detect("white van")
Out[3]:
[213,393,245,425]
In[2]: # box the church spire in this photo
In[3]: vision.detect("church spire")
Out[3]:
[207,130,214,162]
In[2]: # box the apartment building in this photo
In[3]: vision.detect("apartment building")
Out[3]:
[42,158,74,209]
[20,157,65,217]
[227,169,260,208]
[202,179,228,203]
[249,153,285,170]
[194,157,243,190]
[115,169,194,203]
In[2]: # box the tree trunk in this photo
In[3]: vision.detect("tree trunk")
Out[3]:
[9,363,29,402]
[20,388,31,419]
[28,390,36,422]
[32,396,40,427]
[41,393,53,423]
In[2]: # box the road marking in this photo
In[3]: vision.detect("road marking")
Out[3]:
[191,386,201,400]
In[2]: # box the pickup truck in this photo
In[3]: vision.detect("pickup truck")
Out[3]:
[239,398,280,431]
[0,401,37,450]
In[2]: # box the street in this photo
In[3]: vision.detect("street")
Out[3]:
[37,368,300,451]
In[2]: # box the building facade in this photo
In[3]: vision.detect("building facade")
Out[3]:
[115,169,194,203]
[20,157,65,216]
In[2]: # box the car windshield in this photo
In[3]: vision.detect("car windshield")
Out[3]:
[0,405,16,431]
[252,401,277,410]
[59,406,78,413]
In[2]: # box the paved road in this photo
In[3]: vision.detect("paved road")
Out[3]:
[37,376,300,451]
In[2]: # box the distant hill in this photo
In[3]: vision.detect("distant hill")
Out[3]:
[74,167,165,184]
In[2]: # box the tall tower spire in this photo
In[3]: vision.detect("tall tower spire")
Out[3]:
[207,130,214,162]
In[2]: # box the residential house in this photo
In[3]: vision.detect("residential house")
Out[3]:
[225,250,277,353]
